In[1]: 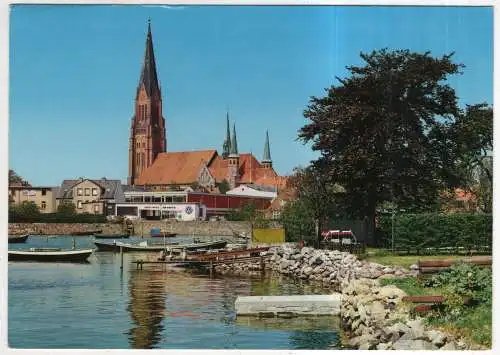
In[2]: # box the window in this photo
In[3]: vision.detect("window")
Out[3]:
[85,188,90,196]
[41,189,47,196]
[77,188,83,196]
[41,201,46,210]
[92,188,98,196]
[77,200,83,209]
[272,211,281,220]
[94,205,100,213]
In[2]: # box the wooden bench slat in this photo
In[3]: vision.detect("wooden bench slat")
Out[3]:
[403,296,445,303]
[418,256,492,268]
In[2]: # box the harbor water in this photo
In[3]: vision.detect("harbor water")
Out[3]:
[8,236,341,349]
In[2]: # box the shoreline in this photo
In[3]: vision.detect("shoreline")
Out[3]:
[214,244,487,350]
[8,220,252,237]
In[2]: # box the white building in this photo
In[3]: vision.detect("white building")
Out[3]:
[115,202,206,221]
[226,184,278,199]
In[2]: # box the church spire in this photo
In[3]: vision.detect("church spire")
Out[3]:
[138,19,160,97]
[222,110,231,159]
[230,123,239,156]
[262,130,272,168]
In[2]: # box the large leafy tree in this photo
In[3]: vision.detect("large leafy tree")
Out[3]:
[288,166,341,246]
[279,199,315,243]
[299,49,464,233]
[9,169,26,185]
[450,103,493,212]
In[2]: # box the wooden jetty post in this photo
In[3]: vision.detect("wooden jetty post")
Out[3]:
[120,246,124,270]
[209,260,214,278]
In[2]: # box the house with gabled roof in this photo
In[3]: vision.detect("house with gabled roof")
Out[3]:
[56,178,125,215]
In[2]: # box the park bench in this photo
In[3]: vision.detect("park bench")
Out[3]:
[402,295,471,314]
[417,256,492,276]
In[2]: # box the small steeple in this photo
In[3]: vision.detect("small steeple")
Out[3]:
[222,110,231,159]
[138,19,160,97]
[230,123,239,156]
[262,130,272,168]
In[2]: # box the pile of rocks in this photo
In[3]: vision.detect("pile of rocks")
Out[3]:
[264,245,415,289]
[342,278,473,350]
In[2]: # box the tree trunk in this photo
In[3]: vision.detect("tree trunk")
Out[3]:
[315,218,321,249]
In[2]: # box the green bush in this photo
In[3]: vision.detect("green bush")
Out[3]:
[424,262,492,305]
[378,213,492,251]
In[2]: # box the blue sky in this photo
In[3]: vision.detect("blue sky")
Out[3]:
[9,5,493,186]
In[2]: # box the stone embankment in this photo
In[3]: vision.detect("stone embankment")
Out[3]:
[342,278,484,350]
[219,244,484,350]
[215,244,416,287]
[8,223,122,236]
[131,220,252,237]
[8,220,252,237]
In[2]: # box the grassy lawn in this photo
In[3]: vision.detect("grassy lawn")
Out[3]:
[362,248,468,268]
[379,277,492,348]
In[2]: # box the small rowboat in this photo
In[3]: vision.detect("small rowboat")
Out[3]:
[8,234,30,244]
[94,241,169,252]
[94,239,228,253]
[166,240,228,252]
[70,230,103,236]
[94,233,131,239]
[8,248,94,262]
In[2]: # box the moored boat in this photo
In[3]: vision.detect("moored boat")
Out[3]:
[70,230,103,236]
[94,240,169,252]
[94,239,227,253]
[167,240,228,252]
[8,234,30,244]
[8,248,94,262]
[94,233,131,239]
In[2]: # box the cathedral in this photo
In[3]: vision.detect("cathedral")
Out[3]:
[128,21,286,191]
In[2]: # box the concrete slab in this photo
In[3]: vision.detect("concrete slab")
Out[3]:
[235,294,341,316]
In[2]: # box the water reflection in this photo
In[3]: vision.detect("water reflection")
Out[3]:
[127,269,166,349]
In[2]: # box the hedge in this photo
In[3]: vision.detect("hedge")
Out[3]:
[9,212,107,224]
[378,213,492,251]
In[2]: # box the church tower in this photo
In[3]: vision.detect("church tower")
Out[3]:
[262,130,272,169]
[222,111,231,159]
[227,123,240,189]
[128,20,166,185]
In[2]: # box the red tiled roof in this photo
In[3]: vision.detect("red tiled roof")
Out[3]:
[136,150,286,189]
[135,150,217,185]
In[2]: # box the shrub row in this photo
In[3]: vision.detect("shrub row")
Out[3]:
[377,213,492,251]
[9,212,107,224]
